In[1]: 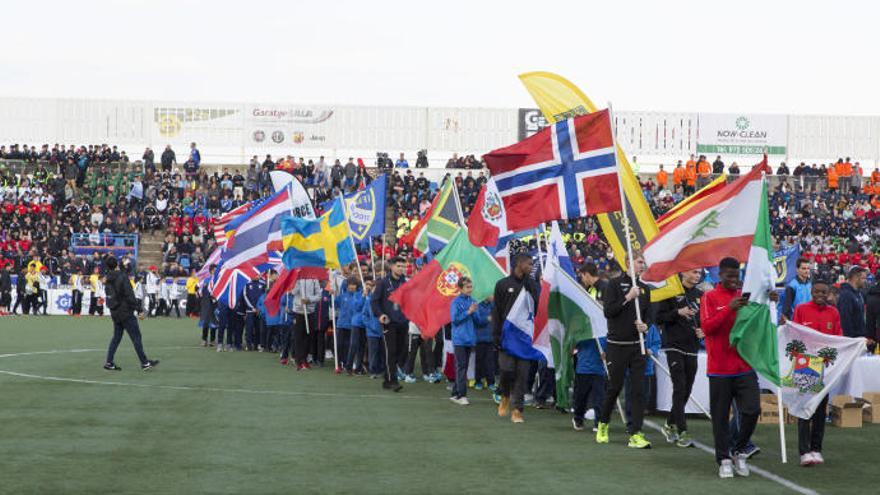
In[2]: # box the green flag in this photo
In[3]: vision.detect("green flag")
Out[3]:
[729,179,780,385]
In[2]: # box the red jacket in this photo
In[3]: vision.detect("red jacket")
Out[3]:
[792,301,842,336]
[700,284,753,376]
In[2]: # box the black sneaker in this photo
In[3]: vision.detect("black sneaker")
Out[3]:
[572,417,585,431]
[392,384,403,393]
[141,359,160,371]
[103,362,122,371]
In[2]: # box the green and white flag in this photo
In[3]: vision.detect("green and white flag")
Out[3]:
[729,179,781,385]
[536,260,608,410]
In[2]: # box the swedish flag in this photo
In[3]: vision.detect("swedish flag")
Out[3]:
[281,198,356,270]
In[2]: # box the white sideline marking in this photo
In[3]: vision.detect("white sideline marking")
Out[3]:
[644,419,819,495]
[0,348,820,494]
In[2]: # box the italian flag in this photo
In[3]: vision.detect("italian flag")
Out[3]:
[641,159,769,283]
[729,178,781,385]
[535,260,608,410]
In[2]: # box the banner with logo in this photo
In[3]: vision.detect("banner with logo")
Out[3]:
[247,105,334,147]
[320,176,387,245]
[517,108,549,141]
[697,113,787,155]
[778,321,864,419]
[774,244,800,286]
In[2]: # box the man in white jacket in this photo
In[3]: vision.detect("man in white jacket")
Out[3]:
[145,266,160,317]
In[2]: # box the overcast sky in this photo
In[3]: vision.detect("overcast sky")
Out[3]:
[4,0,878,115]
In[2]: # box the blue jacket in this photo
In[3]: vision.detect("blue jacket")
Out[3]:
[336,286,358,329]
[644,325,662,376]
[838,282,867,338]
[258,293,289,326]
[316,290,332,330]
[349,291,366,329]
[450,294,485,347]
[243,279,266,313]
[475,301,494,343]
[575,337,607,376]
[362,295,382,338]
[782,277,812,318]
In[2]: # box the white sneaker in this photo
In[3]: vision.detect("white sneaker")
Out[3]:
[800,453,815,467]
[459,396,470,405]
[812,452,824,464]
[719,459,734,479]
[216,344,223,353]
[733,454,750,477]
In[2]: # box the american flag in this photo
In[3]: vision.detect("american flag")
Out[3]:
[213,202,253,248]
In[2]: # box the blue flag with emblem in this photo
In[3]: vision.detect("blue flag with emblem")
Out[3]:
[281,197,356,270]
[774,244,800,286]
[320,175,386,245]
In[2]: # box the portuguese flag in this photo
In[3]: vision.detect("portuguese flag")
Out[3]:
[390,228,505,338]
[535,260,608,410]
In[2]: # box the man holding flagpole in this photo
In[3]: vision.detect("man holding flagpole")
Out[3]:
[595,251,652,449]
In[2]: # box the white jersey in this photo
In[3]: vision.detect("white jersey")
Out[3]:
[146,272,160,294]
[159,280,171,301]
[134,281,145,299]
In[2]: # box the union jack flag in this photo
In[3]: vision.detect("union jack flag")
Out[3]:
[209,263,260,309]
[483,109,622,231]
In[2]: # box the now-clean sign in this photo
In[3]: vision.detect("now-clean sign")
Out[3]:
[697,113,787,155]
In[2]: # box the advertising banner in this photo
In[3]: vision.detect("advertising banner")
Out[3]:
[697,113,787,155]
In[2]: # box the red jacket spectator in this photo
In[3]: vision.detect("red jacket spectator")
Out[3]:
[792,300,842,336]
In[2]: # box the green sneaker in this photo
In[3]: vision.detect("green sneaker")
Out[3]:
[628,431,652,449]
[595,422,609,444]
[662,423,679,443]
[676,431,694,448]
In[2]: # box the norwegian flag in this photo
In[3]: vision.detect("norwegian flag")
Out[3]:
[213,202,253,248]
[482,109,622,231]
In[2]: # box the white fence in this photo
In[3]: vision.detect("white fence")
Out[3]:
[2,97,880,168]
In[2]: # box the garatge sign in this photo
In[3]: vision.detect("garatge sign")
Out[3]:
[697,113,787,155]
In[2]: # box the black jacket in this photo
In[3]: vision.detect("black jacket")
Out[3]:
[654,285,702,353]
[371,274,408,326]
[492,273,539,346]
[602,275,652,344]
[837,282,867,338]
[865,283,880,341]
[0,271,11,293]
[105,270,138,323]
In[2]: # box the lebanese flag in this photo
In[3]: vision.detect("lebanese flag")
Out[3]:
[642,158,770,282]
[467,178,508,247]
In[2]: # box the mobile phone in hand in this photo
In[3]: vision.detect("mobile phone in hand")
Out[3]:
[741,292,751,300]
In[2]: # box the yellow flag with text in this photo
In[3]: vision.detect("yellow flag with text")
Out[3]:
[519,71,682,301]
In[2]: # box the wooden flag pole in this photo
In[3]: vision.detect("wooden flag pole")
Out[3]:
[608,102,646,355]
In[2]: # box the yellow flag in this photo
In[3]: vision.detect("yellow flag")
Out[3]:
[519,71,683,302]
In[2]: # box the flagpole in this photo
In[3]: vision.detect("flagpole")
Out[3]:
[534,228,544,273]
[776,385,787,463]
[331,289,339,372]
[369,236,377,277]
[608,102,646,355]
[381,234,387,275]
[338,193,366,288]
[300,282,310,336]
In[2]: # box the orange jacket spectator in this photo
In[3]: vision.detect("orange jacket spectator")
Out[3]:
[685,159,697,176]
[863,183,874,196]
[697,160,711,177]
[685,167,697,187]
[673,166,685,186]
[657,169,669,187]
[835,161,852,177]
[871,169,880,184]
[827,167,838,189]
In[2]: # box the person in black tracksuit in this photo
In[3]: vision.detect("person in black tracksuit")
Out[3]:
[102,256,158,371]
[371,256,408,391]
[492,253,539,422]
[654,269,703,445]
[597,254,653,447]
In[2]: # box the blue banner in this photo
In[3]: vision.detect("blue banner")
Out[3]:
[774,244,800,286]
[322,176,387,245]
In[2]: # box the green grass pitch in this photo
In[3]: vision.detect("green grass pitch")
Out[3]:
[0,316,875,494]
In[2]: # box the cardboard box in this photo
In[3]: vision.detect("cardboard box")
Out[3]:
[757,393,782,424]
[860,392,880,424]
[830,395,863,428]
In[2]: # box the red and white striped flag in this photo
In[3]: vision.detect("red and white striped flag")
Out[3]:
[213,203,252,248]
[642,159,769,282]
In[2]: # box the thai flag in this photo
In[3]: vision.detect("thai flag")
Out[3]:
[483,110,621,232]
[220,185,292,270]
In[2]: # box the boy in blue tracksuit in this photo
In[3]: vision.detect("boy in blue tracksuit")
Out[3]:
[449,277,486,405]
[346,277,372,375]
[258,292,289,355]
[572,337,607,431]
[473,299,495,391]
[334,277,359,371]
[243,277,266,351]
[362,283,384,378]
